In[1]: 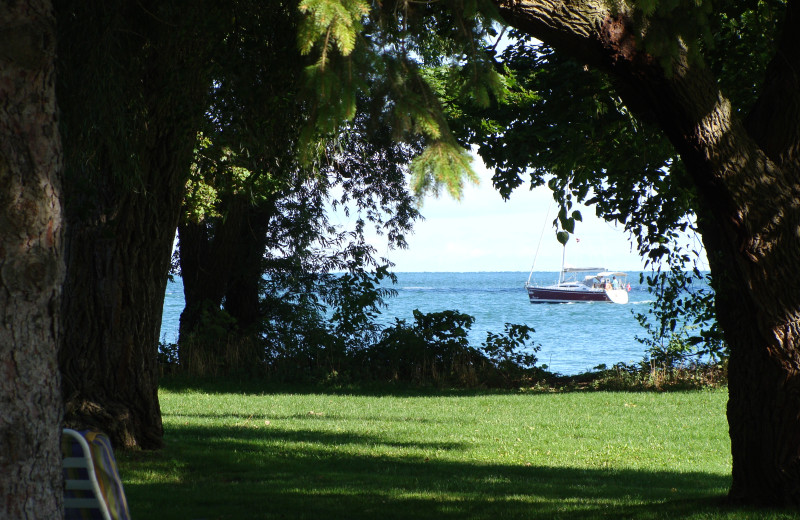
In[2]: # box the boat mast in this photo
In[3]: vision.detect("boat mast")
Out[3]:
[526,202,552,287]
[559,244,566,285]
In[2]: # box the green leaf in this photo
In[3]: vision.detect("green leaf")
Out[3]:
[410,140,478,201]
[566,217,576,233]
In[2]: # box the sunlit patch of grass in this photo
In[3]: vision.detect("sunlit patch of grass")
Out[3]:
[116,384,796,519]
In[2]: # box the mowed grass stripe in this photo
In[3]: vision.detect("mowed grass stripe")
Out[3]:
[116,386,794,519]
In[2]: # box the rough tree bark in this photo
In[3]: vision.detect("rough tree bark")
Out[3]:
[56,1,217,449]
[0,1,65,517]
[495,0,800,505]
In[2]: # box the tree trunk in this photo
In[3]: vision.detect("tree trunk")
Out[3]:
[56,1,216,449]
[224,202,275,332]
[176,210,240,374]
[178,196,274,372]
[495,0,800,505]
[723,3,800,503]
[177,197,255,342]
[60,185,176,449]
[0,1,65,517]
[177,217,233,342]
[710,218,800,505]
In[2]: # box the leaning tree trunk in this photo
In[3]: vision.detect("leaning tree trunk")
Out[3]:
[56,1,216,449]
[494,0,800,505]
[0,1,65,517]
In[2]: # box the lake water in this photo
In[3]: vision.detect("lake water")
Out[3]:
[160,271,655,375]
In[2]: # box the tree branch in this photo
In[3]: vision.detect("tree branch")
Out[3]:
[744,0,800,170]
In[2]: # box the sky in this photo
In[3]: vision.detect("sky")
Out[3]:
[335,156,653,273]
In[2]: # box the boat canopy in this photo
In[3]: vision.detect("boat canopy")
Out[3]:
[596,271,628,278]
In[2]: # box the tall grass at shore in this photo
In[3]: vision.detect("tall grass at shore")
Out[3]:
[116,383,793,519]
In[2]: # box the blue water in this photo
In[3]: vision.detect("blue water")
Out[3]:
[160,271,655,375]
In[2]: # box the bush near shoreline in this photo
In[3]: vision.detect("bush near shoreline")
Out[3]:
[163,308,727,392]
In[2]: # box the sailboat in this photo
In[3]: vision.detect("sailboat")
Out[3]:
[525,243,630,304]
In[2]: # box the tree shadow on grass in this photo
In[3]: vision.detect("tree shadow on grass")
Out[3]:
[117,422,793,520]
[164,410,450,425]
[158,375,521,398]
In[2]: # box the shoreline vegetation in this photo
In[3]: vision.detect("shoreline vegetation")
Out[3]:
[162,305,727,393]
[159,360,729,394]
[544,361,728,392]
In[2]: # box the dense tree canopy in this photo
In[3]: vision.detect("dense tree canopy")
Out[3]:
[171,0,424,377]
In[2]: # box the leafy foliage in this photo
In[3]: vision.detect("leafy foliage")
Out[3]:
[625,0,715,72]
[409,139,478,200]
[634,259,726,367]
[296,0,506,199]
[257,243,396,381]
[298,0,369,61]
[438,32,732,361]
[705,1,785,115]
[481,323,540,384]
[355,310,541,387]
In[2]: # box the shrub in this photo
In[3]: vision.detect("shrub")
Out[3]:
[362,309,484,385]
[481,323,541,385]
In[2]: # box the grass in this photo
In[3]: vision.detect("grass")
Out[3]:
[116,381,795,519]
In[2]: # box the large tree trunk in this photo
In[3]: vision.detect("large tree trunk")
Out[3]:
[178,196,275,372]
[179,200,272,338]
[495,0,800,505]
[59,180,178,449]
[0,1,65,517]
[177,217,236,342]
[56,1,216,449]
[176,206,241,373]
[710,2,800,503]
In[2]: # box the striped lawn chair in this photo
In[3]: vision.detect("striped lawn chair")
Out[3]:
[61,428,131,520]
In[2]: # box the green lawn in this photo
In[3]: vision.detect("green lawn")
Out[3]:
[116,383,795,519]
